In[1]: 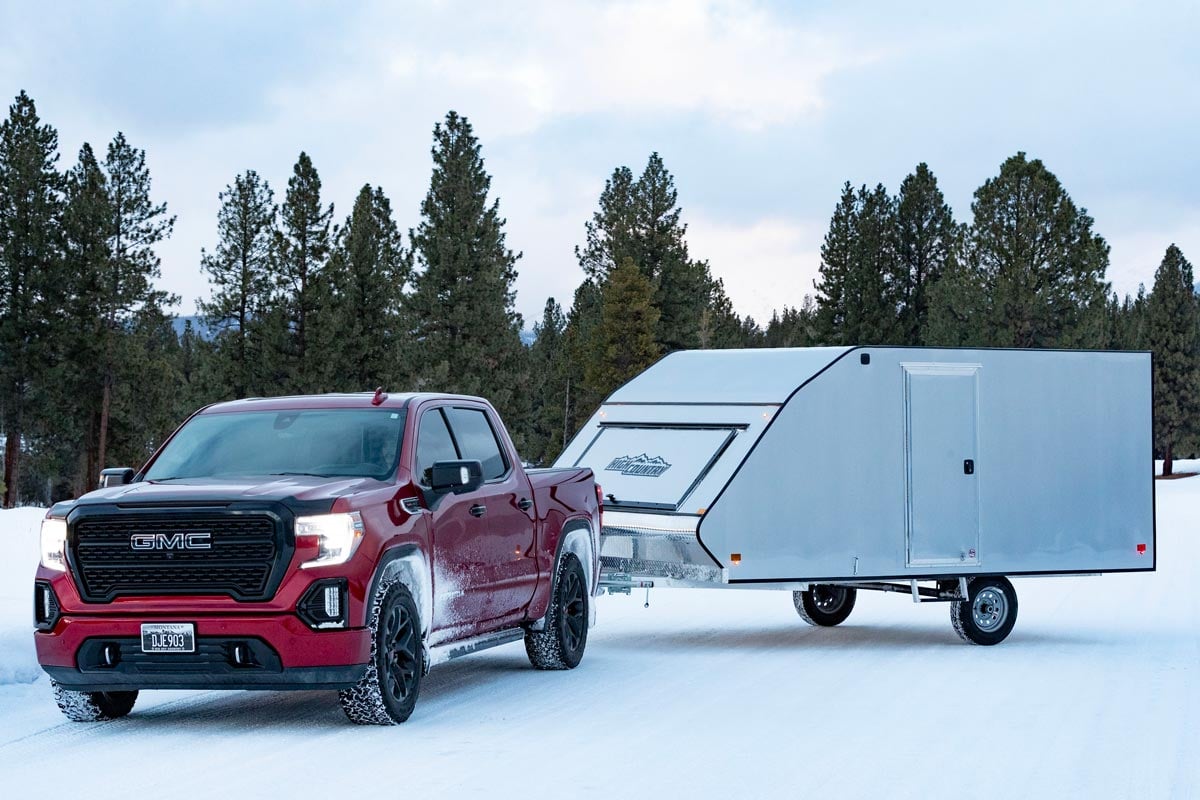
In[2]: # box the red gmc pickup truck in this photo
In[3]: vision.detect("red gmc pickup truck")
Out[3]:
[33,392,601,725]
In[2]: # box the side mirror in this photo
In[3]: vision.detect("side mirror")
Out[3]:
[430,460,484,495]
[99,467,135,488]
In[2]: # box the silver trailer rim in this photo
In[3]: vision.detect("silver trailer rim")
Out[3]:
[971,587,1009,632]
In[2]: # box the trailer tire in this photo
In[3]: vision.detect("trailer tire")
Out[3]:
[51,681,137,722]
[525,553,588,670]
[339,580,424,725]
[794,585,857,626]
[951,576,1018,645]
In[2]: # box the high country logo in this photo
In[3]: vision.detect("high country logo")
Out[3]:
[604,454,672,478]
[130,532,212,551]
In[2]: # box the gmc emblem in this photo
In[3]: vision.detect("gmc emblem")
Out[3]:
[130,532,212,551]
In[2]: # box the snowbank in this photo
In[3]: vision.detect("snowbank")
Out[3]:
[1156,458,1200,476]
[0,507,47,685]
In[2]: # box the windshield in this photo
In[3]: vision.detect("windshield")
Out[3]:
[144,408,407,482]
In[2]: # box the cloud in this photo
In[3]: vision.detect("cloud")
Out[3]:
[685,214,823,323]
[334,0,879,136]
[1107,217,1200,297]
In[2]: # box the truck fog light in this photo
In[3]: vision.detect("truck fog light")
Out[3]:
[33,581,61,631]
[102,643,120,667]
[298,579,349,630]
[324,585,340,618]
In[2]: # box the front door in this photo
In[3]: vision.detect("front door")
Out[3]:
[904,364,980,567]
[415,406,491,641]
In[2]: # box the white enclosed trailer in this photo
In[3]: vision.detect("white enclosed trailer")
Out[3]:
[554,346,1155,644]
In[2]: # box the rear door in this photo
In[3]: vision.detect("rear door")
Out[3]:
[904,364,981,566]
[444,406,538,623]
[415,405,490,638]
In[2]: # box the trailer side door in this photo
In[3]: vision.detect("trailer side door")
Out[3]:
[903,363,981,567]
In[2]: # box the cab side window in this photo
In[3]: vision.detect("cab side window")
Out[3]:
[414,409,459,486]
[445,407,508,481]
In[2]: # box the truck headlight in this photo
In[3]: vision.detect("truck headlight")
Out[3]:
[297,512,364,569]
[40,518,68,572]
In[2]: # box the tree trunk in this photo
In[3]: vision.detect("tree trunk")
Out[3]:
[97,376,112,482]
[4,420,20,508]
[1163,442,1174,477]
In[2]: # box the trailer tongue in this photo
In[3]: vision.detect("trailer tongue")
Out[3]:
[556,346,1155,645]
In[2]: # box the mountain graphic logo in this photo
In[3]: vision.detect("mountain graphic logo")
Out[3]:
[604,454,672,478]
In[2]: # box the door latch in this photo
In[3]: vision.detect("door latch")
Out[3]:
[963,459,975,475]
[517,497,533,512]
[469,504,487,517]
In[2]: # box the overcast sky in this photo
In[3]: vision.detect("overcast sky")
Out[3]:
[1,0,1197,324]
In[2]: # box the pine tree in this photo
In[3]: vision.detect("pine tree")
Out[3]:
[199,170,276,398]
[764,298,818,348]
[57,143,112,490]
[274,152,333,393]
[1147,245,1199,476]
[94,132,176,475]
[527,298,569,464]
[633,154,708,351]
[924,238,988,347]
[578,166,637,282]
[0,91,63,506]
[895,164,955,344]
[814,183,899,344]
[408,111,527,438]
[320,185,408,391]
[813,183,857,343]
[562,279,604,437]
[968,152,1110,348]
[586,258,660,398]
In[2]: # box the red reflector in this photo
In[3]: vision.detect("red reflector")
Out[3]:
[1136,543,1147,554]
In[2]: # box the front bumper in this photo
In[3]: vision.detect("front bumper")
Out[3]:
[36,614,370,692]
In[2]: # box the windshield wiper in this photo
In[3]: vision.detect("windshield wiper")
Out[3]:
[268,471,333,478]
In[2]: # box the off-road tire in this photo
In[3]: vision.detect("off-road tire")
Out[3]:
[339,580,424,725]
[525,553,588,670]
[793,585,857,626]
[51,680,137,722]
[951,576,1018,646]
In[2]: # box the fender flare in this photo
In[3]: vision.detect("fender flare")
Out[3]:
[365,544,433,637]
[528,518,596,631]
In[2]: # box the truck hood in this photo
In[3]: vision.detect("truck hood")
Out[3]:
[53,475,389,516]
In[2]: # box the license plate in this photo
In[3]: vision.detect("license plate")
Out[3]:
[140,623,195,653]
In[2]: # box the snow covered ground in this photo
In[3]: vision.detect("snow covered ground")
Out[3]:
[0,481,1196,798]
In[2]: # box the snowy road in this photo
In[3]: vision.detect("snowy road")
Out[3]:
[1,479,1197,799]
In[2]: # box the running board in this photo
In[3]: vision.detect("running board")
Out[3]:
[430,628,525,665]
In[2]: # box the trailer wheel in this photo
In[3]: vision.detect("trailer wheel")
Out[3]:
[951,577,1018,645]
[793,585,857,626]
[339,580,424,725]
[51,681,138,722]
[525,553,589,670]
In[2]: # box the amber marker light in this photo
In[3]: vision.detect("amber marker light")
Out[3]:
[730,553,741,565]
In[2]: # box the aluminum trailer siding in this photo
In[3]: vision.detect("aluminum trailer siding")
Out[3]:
[556,346,1153,642]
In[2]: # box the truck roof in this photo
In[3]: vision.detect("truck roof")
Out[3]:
[199,392,491,414]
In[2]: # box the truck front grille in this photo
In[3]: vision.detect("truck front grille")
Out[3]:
[71,512,286,601]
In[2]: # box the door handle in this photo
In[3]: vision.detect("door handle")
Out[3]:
[469,504,487,517]
[517,497,533,512]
